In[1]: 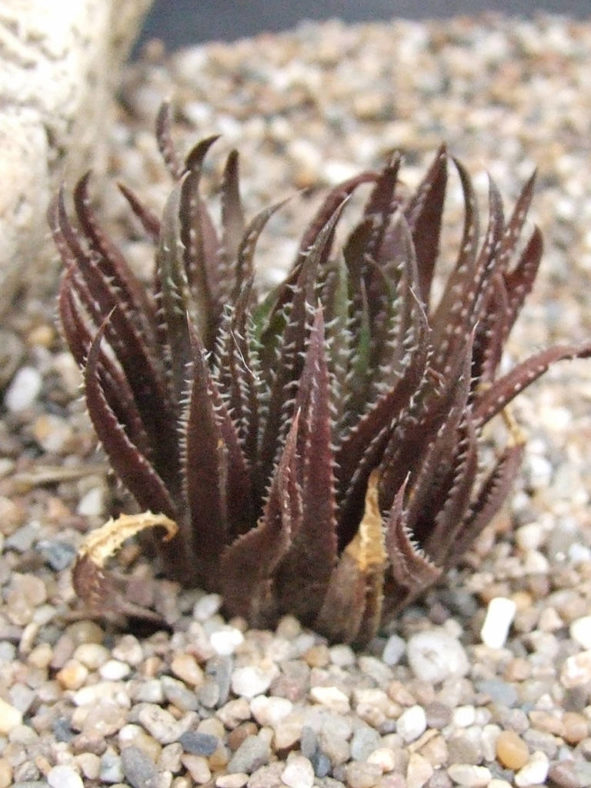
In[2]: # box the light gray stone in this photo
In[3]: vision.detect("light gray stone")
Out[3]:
[0,0,152,316]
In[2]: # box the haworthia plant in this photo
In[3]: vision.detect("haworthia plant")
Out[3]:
[52,104,590,646]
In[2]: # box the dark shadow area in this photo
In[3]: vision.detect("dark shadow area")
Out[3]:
[137,0,590,52]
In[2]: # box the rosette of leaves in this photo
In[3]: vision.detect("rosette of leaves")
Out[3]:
[51,105,590,646]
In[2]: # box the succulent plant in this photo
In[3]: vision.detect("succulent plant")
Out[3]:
[52,105,590,646]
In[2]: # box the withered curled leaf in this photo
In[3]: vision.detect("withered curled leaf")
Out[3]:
[73,512,177,622]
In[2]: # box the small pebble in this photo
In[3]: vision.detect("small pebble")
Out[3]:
[382,634,406,666]
[47,765,84,788]
[250,695,293,727]
[515,522,545,551]
[134,679,165,704]
[367,747,396,772]
[561,650,591,688]
[231,666,273,698]
[0,697,23,734]
[193,593,222,620]
[76,486,105,517]
[344,761,383,788]
[0,758,12,788]
[82,701,128,737]
[32,414,73,453]
[226,735,270,774]
[495,730,530,770]
[119,725,162,763]
[161,675,199,712]
[309,685,350,713]
[171,653,204,686]
[447,732,482,766]
[138,704,184,744]
[407,629,469,683]
[210,627,244,655]
[5,366,42,411]
[350,724,381,760]
[5,522,38,553]
[480,597,516,648]
[121,746,162,788]
[569,616,591,649]
[217,698,252,728]
[282,755,315,788]
[100,747,124,783]
[562,711,588,744]
[56,659,89,690]
[475,679,517,707]
[329,644,356,667]
[100,659,131,680]
[272,713,305,750]
[547,759,582,788]
[75,752,100,780]
[447,764,491,787]
[216,774,248,788]
[66,620,104,645]
[73,643,110,670]
[178,730,219,756]
[37,539,77,571]
[182,754,211,783]
[396,705,427,743]
[112,635,144,666]
[452,705,476,728]
[406,752,434,787]
[514,751,549,787]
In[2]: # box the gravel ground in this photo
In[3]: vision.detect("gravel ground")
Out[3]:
[1,13,591,788]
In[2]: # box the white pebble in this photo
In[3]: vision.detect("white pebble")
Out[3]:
[452,705,476,728]
[193,593,222,621]
[515,751,549,787]
[99,659,131,680]
[231,666,273,698]
[323,159,360,184]
[216,774,249,788]
[522,549,549,574]
[210,626,244,655]
[5,366,42,411]
[281,755,315,788]
[407,628,469,683]
[250,695,293,728]
[73,643,110,670]
[0,697,22,734]
[447,764,491,786]
[570,616,591,649]
[382,634,406,666]
[569,542,591,564]
[309,685,350,713]
[560,650,591,688]
[73,681,126,707]
[329,644,356,667]
[406,752,433,786]
[77,487,105,517]
[480,597,516,648]
[396,704,427,743]
[515,522,544,551]
[367,746,396,772]
[137,703,183,744]
[47,765,84,788]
